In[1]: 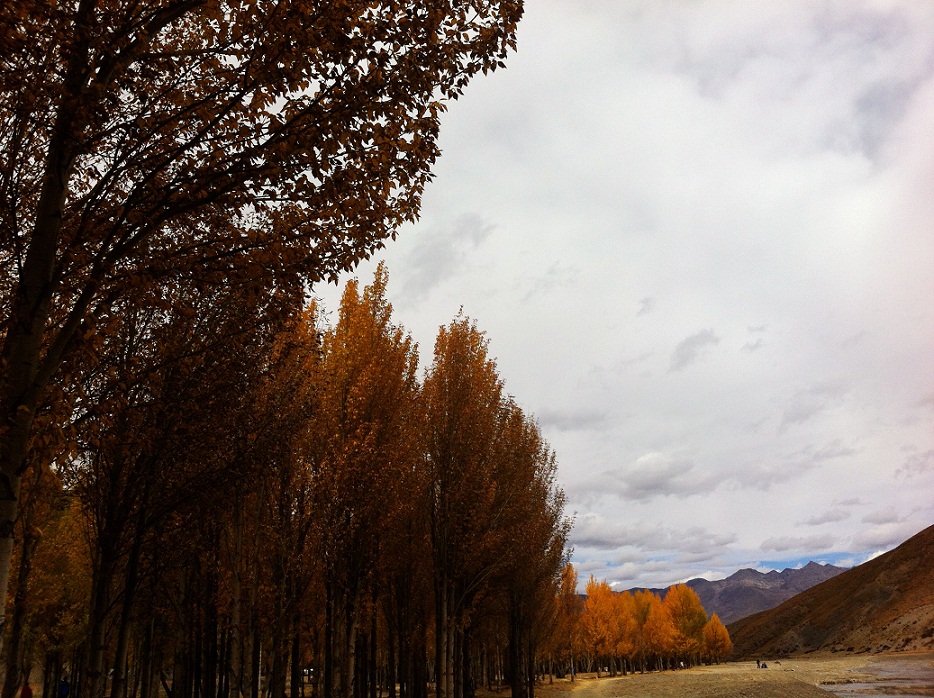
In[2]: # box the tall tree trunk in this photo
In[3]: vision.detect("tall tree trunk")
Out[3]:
[368,611,377,698]
[250,622,261,698]
[443,589,453,698]
[324,584,333,698]
[459,628,472,698]
[172,575,191,698]
[228,505,243,698]
[86,554,117,698]
[1,497,40,698]
[203,543,220,698]
[433,581,444,698]
[341,590,357,698]
[111,501,148,698]
[139,617,155,698]
[290,618,301,698]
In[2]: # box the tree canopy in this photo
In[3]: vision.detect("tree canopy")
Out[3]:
[0,0,523,646]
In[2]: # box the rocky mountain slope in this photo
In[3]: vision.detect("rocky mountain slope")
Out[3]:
[686,561,845,624]
[728,523,934,657]
[633,561,845,624]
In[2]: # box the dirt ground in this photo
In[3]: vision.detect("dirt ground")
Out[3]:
[528,653,934,698]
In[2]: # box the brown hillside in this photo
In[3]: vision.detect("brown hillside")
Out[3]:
[728,523,934,657]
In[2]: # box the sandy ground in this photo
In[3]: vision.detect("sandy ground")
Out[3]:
[528,654,934,698]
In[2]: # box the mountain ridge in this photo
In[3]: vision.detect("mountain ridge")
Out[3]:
[728,523,934,657]
[631,560,845,624]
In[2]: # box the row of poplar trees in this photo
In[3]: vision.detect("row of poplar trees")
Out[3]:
[3,266,569,698]
[0,2,554,698]
[544,566,731,678]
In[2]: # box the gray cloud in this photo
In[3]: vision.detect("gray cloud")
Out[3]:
[522,262,579,301]
[852,521,923,551]
[835,498,864,507]
[731,453,818,491]
[812,440,858,462]
[676,548,725,565]
[849,80,918,160]
[669,329,720,372]
[760,534,836,553]
[735,440,858,493]
[537,407,608,433]
[799,508,851,526]
[570,515,736,558]
[620,351,654,369]
[862,508,901,525]
[570,515,660,551]
[576,523,740,589]
[779,383,849,433]
[742,325,767,352]
[898,449,934,477]
[399,214,493,301]
[637,296,656,316]
[619,453,694,499]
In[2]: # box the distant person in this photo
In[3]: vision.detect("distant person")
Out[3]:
[20,682,33,698]
[756,659,760,669]
[58,678,70,698]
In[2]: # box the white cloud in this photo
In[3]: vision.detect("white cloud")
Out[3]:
[317,0,934,590]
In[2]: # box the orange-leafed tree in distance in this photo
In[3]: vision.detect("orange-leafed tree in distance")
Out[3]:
[702,614,732,664]
[639,589,675,671]
[610,591,639,675]
[553,566,731,676]
[580,577,614,676]
[663,583,707,665]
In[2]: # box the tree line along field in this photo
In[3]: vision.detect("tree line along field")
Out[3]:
[6,266,569,698]
[556,571,732,679]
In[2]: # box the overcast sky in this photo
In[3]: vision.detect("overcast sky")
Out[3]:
[315,0,934,590]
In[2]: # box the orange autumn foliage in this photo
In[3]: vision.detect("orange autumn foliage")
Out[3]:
[563,566,732,673]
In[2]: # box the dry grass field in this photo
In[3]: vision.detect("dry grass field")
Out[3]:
[523,653,934,698]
